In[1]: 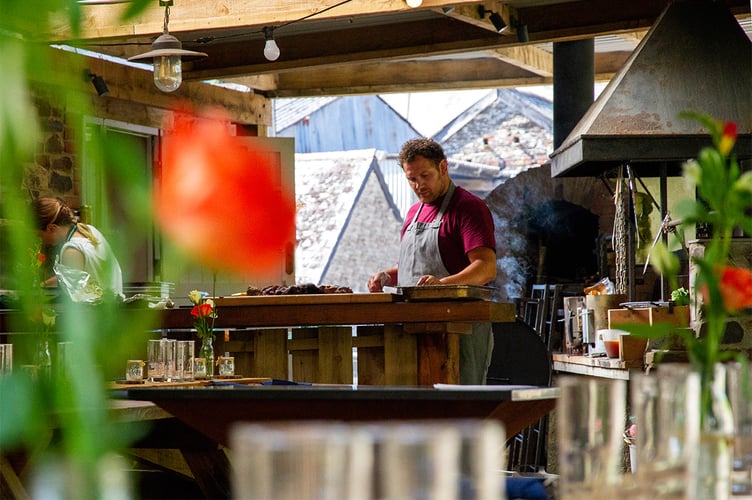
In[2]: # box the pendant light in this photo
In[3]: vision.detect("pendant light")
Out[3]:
[129,0,207,93]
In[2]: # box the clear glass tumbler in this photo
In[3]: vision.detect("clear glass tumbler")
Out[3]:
[557,376,627,500]
[147,339,165,382]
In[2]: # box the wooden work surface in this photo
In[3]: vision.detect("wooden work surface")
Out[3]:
[161,295,515,329]
[552,353,643,380]
[124,384,559,447]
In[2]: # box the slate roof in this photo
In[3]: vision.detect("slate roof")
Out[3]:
[295,149,402,290]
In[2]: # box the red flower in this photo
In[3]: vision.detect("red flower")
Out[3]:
[190,303,213,318]
[701,266,752,312]
[718,121,738,157]
[156,104,295,276]
[37,253,46,264]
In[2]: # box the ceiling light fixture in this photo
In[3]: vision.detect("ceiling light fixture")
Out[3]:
[405,0,423,7]
[263,27,281,61]
[128,0,207,93]
[477,5,508,33]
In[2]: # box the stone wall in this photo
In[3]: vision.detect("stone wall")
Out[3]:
[22,87,81,207]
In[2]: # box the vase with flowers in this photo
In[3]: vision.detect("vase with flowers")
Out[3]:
[627,112,752,499]
[189,289,217,378]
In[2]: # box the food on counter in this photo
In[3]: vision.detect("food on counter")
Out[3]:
[246,283,353,296]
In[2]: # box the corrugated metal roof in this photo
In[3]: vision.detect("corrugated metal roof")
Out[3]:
[274,96,339,132]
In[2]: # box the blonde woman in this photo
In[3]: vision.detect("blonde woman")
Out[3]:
[32,197,123,300]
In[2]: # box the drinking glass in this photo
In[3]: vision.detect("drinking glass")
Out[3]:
[379,421,462,500]
[629,364,700,498]
[193,358,207,379]
[147,339,165,382]
[455,420,505,500]
[163,339,177,381]
[0,344,12,377]
[126,360,144,381]
[176,340,195,381]
[231,422,353,500]
[727,362,752,496]
[557,376,627,499]
[218,355,235,377]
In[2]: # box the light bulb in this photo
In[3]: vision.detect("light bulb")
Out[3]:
[154,55,182,93]
[263,28,280,61]
[406,0,423,7]
[263,38,280,61]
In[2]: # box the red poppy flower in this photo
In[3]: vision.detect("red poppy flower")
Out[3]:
[701,266,752,312]
[190,303,213,318]
[718,121,738,157]
[156,104,295,277]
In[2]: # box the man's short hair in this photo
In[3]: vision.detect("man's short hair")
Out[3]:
[399,138,447,167]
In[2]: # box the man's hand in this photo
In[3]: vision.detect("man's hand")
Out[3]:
[416,275,442,286]
[368,271,391,292]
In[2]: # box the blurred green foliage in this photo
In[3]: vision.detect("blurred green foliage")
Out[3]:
[0,0,167,496]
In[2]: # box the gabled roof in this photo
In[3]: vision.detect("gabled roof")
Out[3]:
[274,96,340,132]
[295,149,381,284]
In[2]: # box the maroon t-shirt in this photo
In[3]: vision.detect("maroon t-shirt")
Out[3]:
[401,185,496,275]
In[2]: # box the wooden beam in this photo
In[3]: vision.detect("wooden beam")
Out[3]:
[45,48,272,126]
[444,1,509,32]
[47,0,496,41]
[517,0,749,42]
[271,58,549,97]
[184,17,508,81]
[493,45,553,77]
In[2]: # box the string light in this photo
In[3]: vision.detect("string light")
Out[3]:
[263,27,280,61]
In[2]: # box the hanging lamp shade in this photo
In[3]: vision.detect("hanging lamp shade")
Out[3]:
[128,8,207,92]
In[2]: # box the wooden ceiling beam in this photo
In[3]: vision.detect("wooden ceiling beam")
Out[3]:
[516,0,749,42]
[48,0,494,41]
[45,48,272,126]
[493,45,553,77]
[262,49,630,97]
[275,58,541,94]
[184,17,510,81]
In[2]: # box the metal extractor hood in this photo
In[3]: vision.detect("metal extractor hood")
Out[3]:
[550,0,752,178]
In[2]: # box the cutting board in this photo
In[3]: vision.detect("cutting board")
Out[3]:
[214,292,400,307]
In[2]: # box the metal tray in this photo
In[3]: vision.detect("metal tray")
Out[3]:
[396,285,495,301]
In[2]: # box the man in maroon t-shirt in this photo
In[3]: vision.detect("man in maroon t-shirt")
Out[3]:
[368,138,497,384]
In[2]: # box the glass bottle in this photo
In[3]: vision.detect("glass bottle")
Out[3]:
[199,336,215,378]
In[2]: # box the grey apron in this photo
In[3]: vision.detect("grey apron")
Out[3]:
[398,182,493,385]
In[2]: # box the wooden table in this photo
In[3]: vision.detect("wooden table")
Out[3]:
[123,384,559,447]
[0,294,515,385]
[160,294,516,386]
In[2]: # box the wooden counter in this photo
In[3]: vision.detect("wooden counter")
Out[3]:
[160,294,516,386]
[160,293,515,329]
[1,294,516,387]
